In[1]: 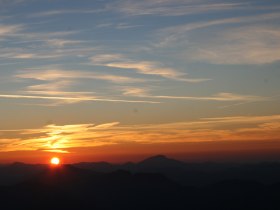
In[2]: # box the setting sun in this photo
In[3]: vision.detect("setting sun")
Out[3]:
[50,157,60,165]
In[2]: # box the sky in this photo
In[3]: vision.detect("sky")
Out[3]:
[0,0,280,163]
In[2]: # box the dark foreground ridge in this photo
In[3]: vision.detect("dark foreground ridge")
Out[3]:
[1,155,280,210]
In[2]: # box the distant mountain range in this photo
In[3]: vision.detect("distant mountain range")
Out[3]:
[0,155,280,209]
[1,155,280,186]
[74,155,280,186]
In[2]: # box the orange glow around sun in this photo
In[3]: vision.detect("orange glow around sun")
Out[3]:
[50,157,60,165]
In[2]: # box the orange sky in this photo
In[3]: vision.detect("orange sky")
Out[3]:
[1,0,280,164]
[1,140,280,164]
[1,115,280,163]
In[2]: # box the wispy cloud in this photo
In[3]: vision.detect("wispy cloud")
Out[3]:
[16,69,145,83]
[0,27,87,60]
[160,12,280,36]
[150,92,264,102]
[1,114,280,152]
[0,46,95,60]
[108,0,245,16]
[157,13,280,64]
[201,115,280,124]
[46,39,85,47]
[28,8,103,18]
[121,87,150,96]
[22,80,98,104]
[4,28,79,44]
[90,54,210,82]
[7,68,159,105]
[0,94,159,104]
[186,25,280,64]
[90,54,125,64]
[95,22,143,30]
[120,87,264,102]
[0,123,117,153]
[26,80,73,92]
[0,24,23,37]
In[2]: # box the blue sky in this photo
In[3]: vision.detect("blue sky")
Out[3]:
[0,0,280,158]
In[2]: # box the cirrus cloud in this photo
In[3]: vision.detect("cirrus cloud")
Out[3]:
[1,114,280,153]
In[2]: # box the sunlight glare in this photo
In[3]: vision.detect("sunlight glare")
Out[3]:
[50,157,60,165]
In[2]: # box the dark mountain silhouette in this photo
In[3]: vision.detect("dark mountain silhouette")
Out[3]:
[2,156,280,186]
[1,165,185,210]
[0,162,47,185]
[74,155,280,186]
[74,161,114,172]
[137,155,185,168]
[1,156,280,209]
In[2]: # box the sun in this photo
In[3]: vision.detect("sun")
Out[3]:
[50,157,60,165]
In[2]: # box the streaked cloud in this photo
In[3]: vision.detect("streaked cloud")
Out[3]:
[46,39,85,47]
[1,114,280,153]
[0,24,23,37]
[90,54,125,63]
[90,54,210,82]
[0,123,121,153]
[187,26,280,64]
[9,68,159,105]
[201,115,280,124]
[109,0,245,16]
[120,87,264,102]
[160,12,280,36]
[0,47,96,60]
[15,30,79,40]
[26,80,73,92]
[16,69,145,83]
[29,8,102,18]
[150,92,264,102]
[157,13,280,64]
[0,94,159,104]
[121,87,150,96]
